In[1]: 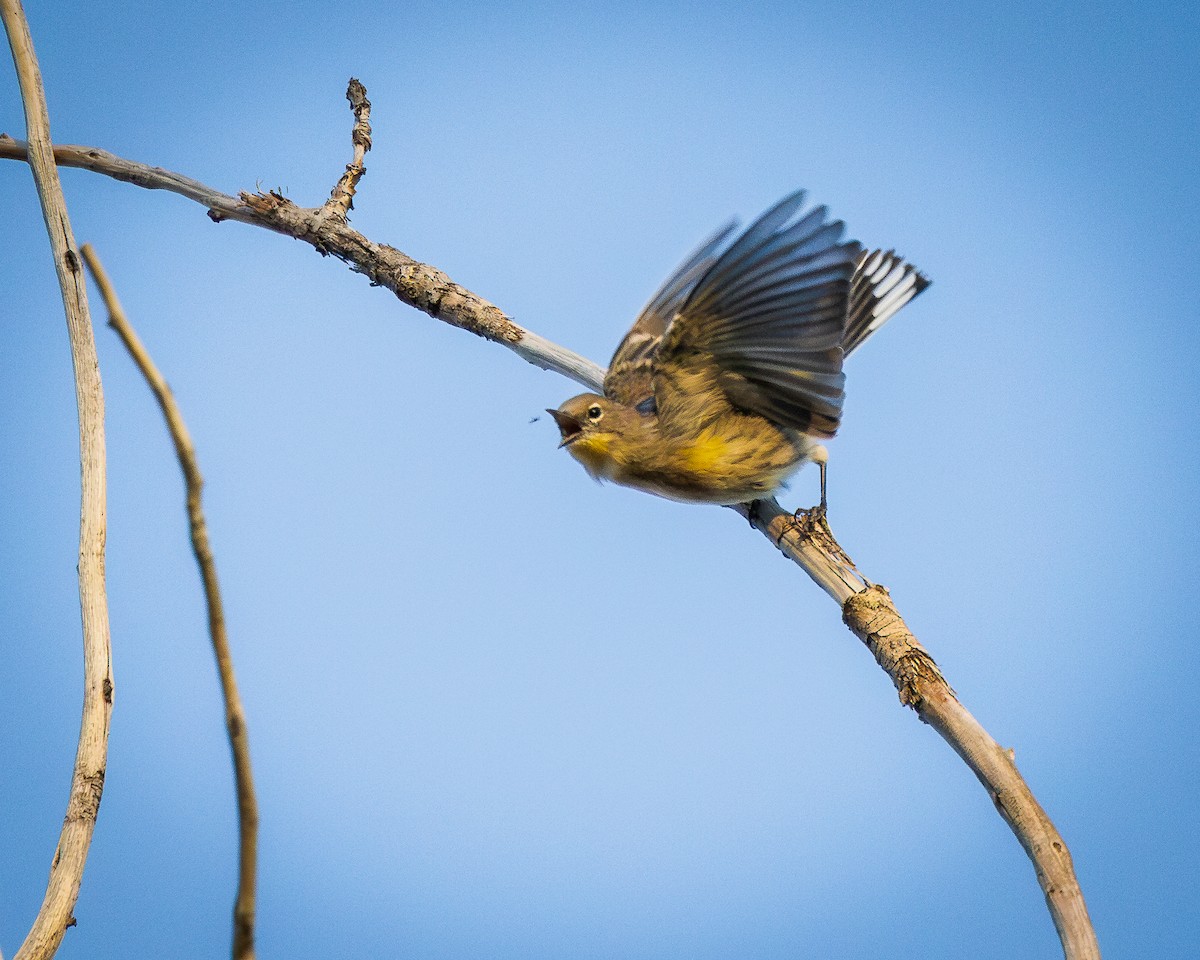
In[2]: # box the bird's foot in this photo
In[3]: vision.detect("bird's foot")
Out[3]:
[795,501,826,522]
[788,501,828,538]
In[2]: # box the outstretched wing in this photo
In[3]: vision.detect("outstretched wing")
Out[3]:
[604,220,740,408]
[844,249,931,357]
[654,191,862,439]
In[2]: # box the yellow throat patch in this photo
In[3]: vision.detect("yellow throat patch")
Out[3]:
[567,434,616,479]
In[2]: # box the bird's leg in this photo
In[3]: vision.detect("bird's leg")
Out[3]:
[793,444,828,522]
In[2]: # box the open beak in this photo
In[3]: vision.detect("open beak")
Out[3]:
[546,408,584,447]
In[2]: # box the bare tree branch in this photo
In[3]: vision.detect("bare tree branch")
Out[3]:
[80,245,260,960]
[841,586,1097,957]
[0,79,1100,959]
[2,3,113,959]
[0,131,606,393]
[747,503,1098,957]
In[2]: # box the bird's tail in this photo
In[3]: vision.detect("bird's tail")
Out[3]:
[843,250,931,357]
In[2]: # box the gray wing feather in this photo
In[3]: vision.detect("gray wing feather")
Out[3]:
[604,220,740,406]
[659,192,862,438]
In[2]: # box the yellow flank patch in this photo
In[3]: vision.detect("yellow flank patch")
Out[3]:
[682,434,728,474]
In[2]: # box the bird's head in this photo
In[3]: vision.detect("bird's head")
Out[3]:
[546,393,638,479]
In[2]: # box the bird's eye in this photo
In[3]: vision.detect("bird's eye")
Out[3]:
[587,405,603,421]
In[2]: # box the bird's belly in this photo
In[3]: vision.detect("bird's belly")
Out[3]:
[615,426,811,505]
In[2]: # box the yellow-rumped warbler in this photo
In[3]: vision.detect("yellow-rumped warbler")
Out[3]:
[547,190,928,509]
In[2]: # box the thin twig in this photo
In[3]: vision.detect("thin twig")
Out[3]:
[0,83,1100,958]
[80,245,260,960]
[2,3,113,960]
[318,77,372,222]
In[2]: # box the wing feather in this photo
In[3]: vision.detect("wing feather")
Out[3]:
[604,220,739,406]
[657,195,862,438]
[602,196,932,439]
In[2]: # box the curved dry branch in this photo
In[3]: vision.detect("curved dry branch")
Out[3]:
[841,586,1095,956]
[0,81,1099,958]
[2,3,113,960]
[80,246,259,960]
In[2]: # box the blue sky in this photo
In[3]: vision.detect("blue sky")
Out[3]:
[3,1,1198,957]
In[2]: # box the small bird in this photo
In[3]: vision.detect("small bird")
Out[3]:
[548,190,928,510]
